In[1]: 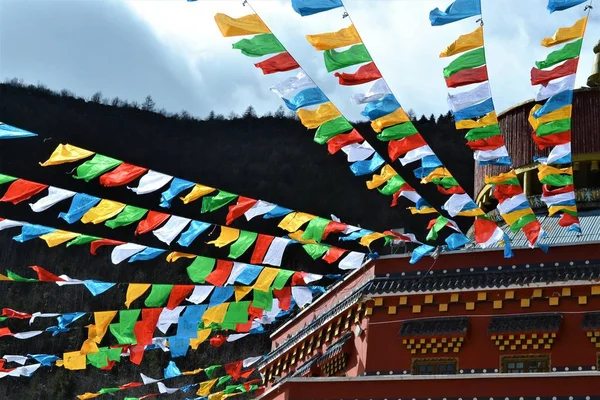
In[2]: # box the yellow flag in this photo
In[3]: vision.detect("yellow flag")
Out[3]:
[541,16,588,47]
[181,184,215,204]
[408,206,437,215]
[455,111,498,130]
[89,311,118,343]
[504,208,533,225]
[538,165,572,180]
[40,144,94,167]
[528,104,572,130]
[0,273,11,281]
[548,205,577,216]
[306,24,361,51]
[190,329,212,350]
[166,251,196,262]
[371,108,410,133]
[366,165,396,189]
[197,379,218,396]
[183,367,204,376]
[80,199,125,224]
[214,13,270,37]
[296,102,341,129]
[63,351,87,370]
[202,303,229,325]
[77,393,100,400]
[40,230,79,247]
[485,170,517,184]
[80,338,99,355]
[440,26,483,57]
[208,391,226,400]
[234,286,253,302]
[288,230,317,244]
[125,283,151,308]
[207,227,240,248]
[253,267,280,292]
[359,232,386,247]
[421,167,452,184]
[278,212,315,232]
[457,208,485,217]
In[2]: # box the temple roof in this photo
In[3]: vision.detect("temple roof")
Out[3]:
[399,317,469,337]
[488,313,562,334]
[317,332,353,365]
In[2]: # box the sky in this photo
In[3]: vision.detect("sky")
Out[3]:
[0,0,597,121]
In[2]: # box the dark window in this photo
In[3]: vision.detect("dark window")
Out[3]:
[501,355,550,373]
[412,358,457,375]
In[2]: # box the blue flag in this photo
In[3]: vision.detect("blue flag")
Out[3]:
[0,123,37,139]
[350,153,385,176]
[533,90,573,119]
[445,233,471,250]
[235,265,263,285]
[361,95,401,120]
[83,280,116,296]
[453,97,494,121]
[263,206,293,219]
[177,221,211,247]
[503,233,514,258]
[164,360,183,378]
[547,0,587,12]
[291,0,343,16]
[160,178,195,208]
[13,225,56,242]
[58,193,101,224]
[430,0,481,26]
[282,87,328,111]
[129,247,165,262]
[409,244,435,264]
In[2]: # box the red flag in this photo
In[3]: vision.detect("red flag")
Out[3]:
[250,234,275,264]
[119,382,143,390]
[243,378,260,390]
[100,361,116,370]
[333,62,381,86]
[0,179,48,205]
[205,260,233,287]
[531,57,578,86]
[139,394,160,400]
[235,320,253,333]
[166,285,195,310]
[543,184,574,197]
[135,210,170,235]
[473,218,498,244]
[2,308,32,319]
[388,135,427,160]
[0,327,13,338]
[29,266,65,282]
[322,221,347,240]
[426,218,439,230]
[129,344,145,365]
[532,130,571,149]
[0,359,15,372]
[467,135,505,151]
[225,361,243,380]
[523,220,542,246]
[494,184,523,202]
[134,308,162,346]
[273,287,291,311]
[209,335,226,348]
[322,247,346,264]
[99,163,148,187]
[391,184,416,207]
[559,212,579,227]
[90,239,125,255]
[445,65,488,88]
[291,271,307,286]
[254,52,299,74]
[437,185,465,195]
[326,129,363,154]
[247,303,263,320]
[226,197,257,225]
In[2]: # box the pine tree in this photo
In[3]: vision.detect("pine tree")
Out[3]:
[242,105,258,119]
[274,105,286,119]
[141,95,156,111]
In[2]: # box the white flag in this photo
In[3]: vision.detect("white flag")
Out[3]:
[399,145,434,166]
[546,143,571,165]
[341,142,375,162]
[262,237,290,267]
[129,170,173,195]
[479,226,504,248]
[29,187,75,212]
[12,331,44,339]
[291,287,313,308]
[157,382,179,394]
[443,193,473,217]
[111,243,146,264]
[447,82,491,112]
[2,355,28,365]
[351,79,391,104]
[0,219,24,232]
[243,355,262,368]
[535,74,576,101]
[153,216,190,245]
[338,251,365,270]
[474,146,509,162]
[244,200,277,221]
[227,262,247,285]
[157,306,185,334]
[497,193,528,215]
[541,191,575,207]
[270,71,315,98]
[140,373,161,385]
[186,286,213,304]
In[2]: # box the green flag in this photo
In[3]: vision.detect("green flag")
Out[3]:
[228,231,257,259]
[378,175,405,196]
[535,38,582,69]
[464,124,501,141]
[430,177,460,188]
[106,347,122,361]
[252,289,273,311]
[66,234,100,247]
[223,301,250,325]
[443,47,486,78]
[323,44,372,72]
[225,385,241,394]
[540,173,573,187]
[536,118,571,136]
[98,387,121,395]
[377,122,418,141]
[74,154,122,182]
[232,33,285,57]
[204,364,222,378]
[186,256,215,283]
[271,269,294,290]
[87,348,110,368]
[109,309,140,344]
[314,116,352,144]
[0,173,17,185]
[426,215,449,241]
[105,205,147,229]
[144,284,173,307]
[217,375,232,387]
[301,217,330,242]
[302,243,329,260]
[510,213,537,232]
[0,316,7,322]
[6,270,37,282]
[201,191,238,213]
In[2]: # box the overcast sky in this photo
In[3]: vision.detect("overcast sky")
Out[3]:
[1,0,597,121]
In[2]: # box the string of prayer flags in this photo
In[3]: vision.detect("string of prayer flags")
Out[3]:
[0,122,37,139]
[528,16,588,233]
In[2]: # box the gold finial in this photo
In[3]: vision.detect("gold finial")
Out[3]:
[588,40,600,87]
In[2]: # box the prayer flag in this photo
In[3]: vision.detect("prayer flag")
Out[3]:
[535,39,582,69]
[334,62,382,85]
[314,116,353,144]
[0,123,36,139]
[541,17,588,47]
[202,191,238,213]
[229,231,258,259]
[445,65,488,87]
[297,102,341,129]
[130,170,173,195]
[531,57,578,86]
[207,226,240,248]
[254,52,299,74]
[74,154,122,182]
[99,163,147,187]
[135,210,169,235]
[323,44,371,72]
[440,26,483,57]
[306,25,361,51]
[292,0,343,16]
[232,33,285,57]
[41,144,94,166]
[547,0,587,13]
[105,205,147,228]
[0,179,48,205]
[144,284,174,307]
[153,215,191,245]
[81,199,126,224]
[430,0,481,26]
[214,13,269,37]
[371,108,410,133]
[125,283,151,308]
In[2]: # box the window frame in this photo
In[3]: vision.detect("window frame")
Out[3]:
[411,357,458,375]
[500,354,551,373]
